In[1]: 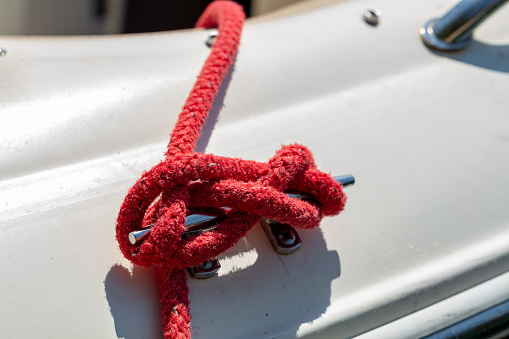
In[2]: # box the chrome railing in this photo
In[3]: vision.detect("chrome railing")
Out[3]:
[420,0,509,51]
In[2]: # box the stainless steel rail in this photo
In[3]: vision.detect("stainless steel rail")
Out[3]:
[423,297,509,338]
[420,0,509,51]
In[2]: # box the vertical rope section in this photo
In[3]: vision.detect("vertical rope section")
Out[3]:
[167,0,244,156]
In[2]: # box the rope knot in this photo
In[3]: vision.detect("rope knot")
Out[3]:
[116,144,346,269]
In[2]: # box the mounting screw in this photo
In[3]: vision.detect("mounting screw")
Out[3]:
[260,219,302,255]
[187,259,221,279]
[205,31,218,47]
[362,9,381,27]
[276,226,297,246]
[199,260,216,271]
[0,48,7,57]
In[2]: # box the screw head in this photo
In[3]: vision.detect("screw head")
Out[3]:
[205,32,218,48]
[0,48,6,57]
[199,260,216,271]
[363,9,380,26]
[276,226,297,246]
[188,259,221,279]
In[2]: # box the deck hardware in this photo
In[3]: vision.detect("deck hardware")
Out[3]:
[129,212,223,245]
[187,259,221,279]
[261,219,302,255]
[129,227,151,245]
[263,174,355,255]
[0,48,6,57]
[205,31,218,48]
[129,175,354,246]
[131,175,355,258]
[362,9,381,26]
[336,174,355,187]
[276,226,298,246]
[420,0,509,51]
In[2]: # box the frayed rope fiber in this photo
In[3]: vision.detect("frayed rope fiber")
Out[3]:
[115,1,347,338]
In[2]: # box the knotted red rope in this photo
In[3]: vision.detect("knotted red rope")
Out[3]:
[116,1,347,338]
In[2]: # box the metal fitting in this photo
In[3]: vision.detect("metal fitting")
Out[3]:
[420,0,509,51]
[260,219,302,255]
[205,31,218,48]
[187,259,221,279]
[362,9,381,27]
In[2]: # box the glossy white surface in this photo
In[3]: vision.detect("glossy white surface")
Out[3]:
[354,270,509,339]
[1,0,509,338]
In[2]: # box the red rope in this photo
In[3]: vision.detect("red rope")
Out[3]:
[115,1,347,337]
